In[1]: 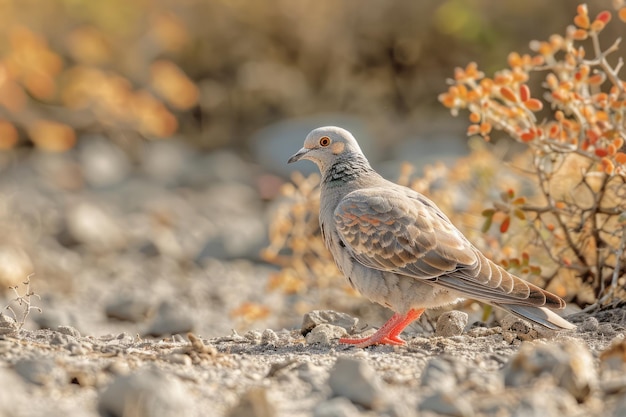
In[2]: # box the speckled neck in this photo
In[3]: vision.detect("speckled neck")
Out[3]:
[322,153,374,186]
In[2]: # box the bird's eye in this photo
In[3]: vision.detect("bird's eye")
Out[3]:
[319,136,331,147]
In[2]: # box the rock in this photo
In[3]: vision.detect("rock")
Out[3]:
[301,310,359,336]
[141,139,193,186]
[435,311,468,337]
[305,324,347,346]
[98,367,190,417]
[145,302,195,337]
[65,202,126,251]
[500,314,539,342]
[79,136,131,188]
[105,295,154,322]
[227,386,276,417]
[419,391,474,417]
[504,339,596,402]
[0,312,18,335]
[0,245,34,289]
[14,358,66,386]
[328,357,386,409]
[57,325,81,337]
[313,397,361,417]
[421,356,466,392]
[580,317,599,332]
[261,329,279,346]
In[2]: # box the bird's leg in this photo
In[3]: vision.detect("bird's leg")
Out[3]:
[339,308,425,348]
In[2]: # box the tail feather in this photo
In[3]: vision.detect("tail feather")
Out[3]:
[496,304,576,330]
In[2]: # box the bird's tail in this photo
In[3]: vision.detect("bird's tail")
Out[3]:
[496,303,576,330]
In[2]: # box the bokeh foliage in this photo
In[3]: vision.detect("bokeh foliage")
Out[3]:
[0,0,619,151]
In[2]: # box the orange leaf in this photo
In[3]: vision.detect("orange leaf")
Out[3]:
[500,216,511,233]
[601,157,615,174]
[572,29,588,40]
[28,120,76,151]
[619,7,626,23]
[500,86,517,102]
[469,112,481,123]
[0,120,18,149]
[595,11,611,24]
[555,201,566,210]
[480,122,492,135]
[590,20,606,32]
[524,98,543,111]
[519,84,530,102]
[595,148,608,157]
[574,14,590,29]
[577,4,588,16]
[616,152,626,164]
[587,73,606,85]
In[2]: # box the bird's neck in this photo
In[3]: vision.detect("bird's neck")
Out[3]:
[321,153,376,188]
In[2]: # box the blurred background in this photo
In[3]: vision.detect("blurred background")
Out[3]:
[0,0,616,337]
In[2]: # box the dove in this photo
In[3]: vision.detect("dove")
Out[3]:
[288,126,575,348]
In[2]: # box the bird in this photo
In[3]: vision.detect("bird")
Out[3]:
[288,126,575,348]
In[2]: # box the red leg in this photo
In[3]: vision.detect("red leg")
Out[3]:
[339,308,425,348]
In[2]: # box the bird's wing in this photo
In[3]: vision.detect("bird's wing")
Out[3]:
[334,187,563,308]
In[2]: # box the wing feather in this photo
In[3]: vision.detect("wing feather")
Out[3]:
[334,187,564,309]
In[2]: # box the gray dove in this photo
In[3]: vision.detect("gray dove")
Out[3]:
[288,126,575,348]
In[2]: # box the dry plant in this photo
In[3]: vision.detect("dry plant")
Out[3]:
[439,3,626,308]
[2,274,41,331]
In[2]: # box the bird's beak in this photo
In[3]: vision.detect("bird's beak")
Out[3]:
[288,147,309,164]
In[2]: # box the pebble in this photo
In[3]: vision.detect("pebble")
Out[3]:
[227,386,276,417]
[435,311,468,337]
[328,357,386,409]
[105,295,154,322]
[419,391,474,417]
[79,136,131,188]
[500,314,539,342]
[65,202,126,251]
[57,325,81,337]
[144,301,195,337]
[14,358,66,386]
[580,317,600,332]
[313,397,362,417]
[301,310,359,336]
[420,356,466,392]
[504,339,596,402]
[305,324,347,346]
[98,367,191,417]
[261,329,279,346]
[0,312,18,335]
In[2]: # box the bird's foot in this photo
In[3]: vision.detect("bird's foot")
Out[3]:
[339,334,405,348]
[338,308,425,348]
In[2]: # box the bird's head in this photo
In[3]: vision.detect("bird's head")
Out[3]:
[288,126,364,172]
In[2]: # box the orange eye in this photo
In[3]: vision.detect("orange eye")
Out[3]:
[319,136,331,147]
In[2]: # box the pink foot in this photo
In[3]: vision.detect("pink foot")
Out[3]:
[339,308,425,348]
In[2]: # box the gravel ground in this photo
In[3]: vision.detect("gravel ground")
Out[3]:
[1,140,626,417]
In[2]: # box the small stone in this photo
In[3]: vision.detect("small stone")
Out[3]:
[305,324,347,346]
[261,329,279,346]
[144,302,195,337]
[65,203,126,251]
[500,314,539,342]
[504,339,596,402]
[580,317,599,332]
[244,330,262,344]
[14,359,66,386]
[421,356,467,392]
[598,323,616,337]
[313,397,361,417]
[328,357,386,409]
[435,311,468,337]
[419,391,474,417]
[0,313,18,335]
[227,386,276,417]
[57,325,81,337]
[98,367,190,417]
[301,310,359,336]
[79,136,131,188]
[105,295,154,323]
